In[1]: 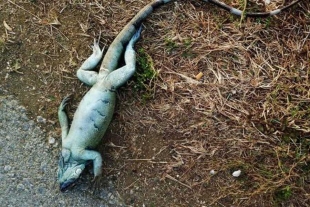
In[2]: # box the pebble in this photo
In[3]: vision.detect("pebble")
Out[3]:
[99,189,109,199]
[36,116,46,124]
[4,165,12,172]
[22,123,30,131]
[37,186,47,194]
[16,183,25,191]
[232,170,241,177]
[48,137,55,145]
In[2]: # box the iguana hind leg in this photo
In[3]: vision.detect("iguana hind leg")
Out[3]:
[104,26,143,89]
[77,39,104,86]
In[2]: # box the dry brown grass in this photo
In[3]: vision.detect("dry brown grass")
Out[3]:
[116,1,310,206]
[0,0,309,206]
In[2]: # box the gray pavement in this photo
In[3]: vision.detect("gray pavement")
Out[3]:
[0,95,124,206]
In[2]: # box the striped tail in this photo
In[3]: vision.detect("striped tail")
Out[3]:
[100,0,172,73]
[205,0,302,17]
[100,0,301,73]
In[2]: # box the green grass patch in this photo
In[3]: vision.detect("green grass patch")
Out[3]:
[165,38,178,53]
[274,186,292,202]
[132,48,157,101]
[0,36,5,53]
[255,17,273,28]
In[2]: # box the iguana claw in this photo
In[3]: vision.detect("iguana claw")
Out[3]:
[59,95,71,111]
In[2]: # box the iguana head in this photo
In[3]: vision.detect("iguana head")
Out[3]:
[57,148,85,192]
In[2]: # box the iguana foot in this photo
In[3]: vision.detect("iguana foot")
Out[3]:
[127,25,143,48]
[91,174,103,192]
[77,39,105,86]
[91,38,104,58]
[81,39,104,70]
[102,26,143,89]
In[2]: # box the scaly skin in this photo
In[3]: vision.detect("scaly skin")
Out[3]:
[57,0,302,191]
[57,28,142,191]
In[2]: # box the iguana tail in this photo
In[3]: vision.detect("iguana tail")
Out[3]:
[205,0,302,17]
[100,0,173,73]
[100,0,302,73]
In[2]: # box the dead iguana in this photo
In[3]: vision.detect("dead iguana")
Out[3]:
[57,0,302,191]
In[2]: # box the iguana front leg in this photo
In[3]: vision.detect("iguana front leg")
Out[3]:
[76,39,104,86]
[58,95,70,140]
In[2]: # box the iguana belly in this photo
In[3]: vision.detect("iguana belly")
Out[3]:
[67,88,116,148]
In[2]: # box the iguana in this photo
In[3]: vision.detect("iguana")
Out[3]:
[57,0,302,191]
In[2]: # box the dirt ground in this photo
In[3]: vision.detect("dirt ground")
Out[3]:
[0,0,309,206]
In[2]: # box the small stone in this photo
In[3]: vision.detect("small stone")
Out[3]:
[37,116,46,124]
[110,194,115,199]
[22,178,33,188]
[37,186,47,194]
[16,183,25,191]
[22,123,30,131]
[40,162,48,173]
[4,165,12,172]
[29,120,35,126]
[210,170,216,175]
[232,170,241,177]
[99,189,109,199]
[48,137,55,145]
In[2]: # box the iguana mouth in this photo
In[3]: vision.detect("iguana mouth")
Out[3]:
[60,179,76,192]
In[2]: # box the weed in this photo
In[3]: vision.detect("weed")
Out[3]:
[165,38,178,53]
[181,38,196,58]
[0,36,5,53]
[181,50,195,58]
[183,38,192,49]
[300,161,310,173]
[274,186,292,202]
[263,17,272,28]
[132,48,157,100]
[256,17,273,28]
[237,0,245,8]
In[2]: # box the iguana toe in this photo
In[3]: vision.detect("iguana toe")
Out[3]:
[60,95,71,110]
